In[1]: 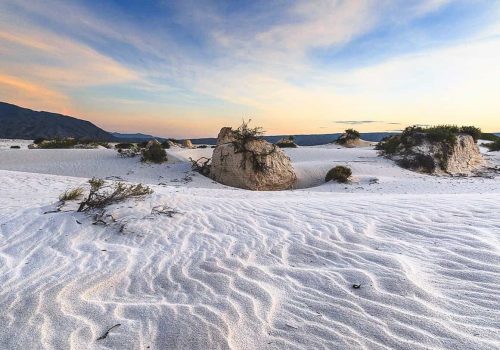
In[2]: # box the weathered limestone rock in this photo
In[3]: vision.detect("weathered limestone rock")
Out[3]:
[210,128,297,190]
[182,139,194,148]
[391,134,484,175]
[216,127,237,145]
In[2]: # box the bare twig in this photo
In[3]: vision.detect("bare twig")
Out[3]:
[96,323,121,341]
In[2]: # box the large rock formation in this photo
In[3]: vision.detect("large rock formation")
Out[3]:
[210,128,297,190]
[378,128,484,175]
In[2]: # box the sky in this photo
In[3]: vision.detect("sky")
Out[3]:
[1,0,499,138]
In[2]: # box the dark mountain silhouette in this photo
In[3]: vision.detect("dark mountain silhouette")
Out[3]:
[0,102,117,141]
[111,132,166,143]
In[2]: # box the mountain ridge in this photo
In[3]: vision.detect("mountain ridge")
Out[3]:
[0,102,117,141]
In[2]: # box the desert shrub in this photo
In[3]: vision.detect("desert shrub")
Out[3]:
[233,119,265,144]
[10,145,20,149]
[336,129,360,145]
[345,128,360,140]
[59,187,84,201]
[33,137,45,144]
[480,133,500,142]
[397,154,436,173]
[189,157,211,176]
[77,178,153,212]
[117,144,141,158]
[38,138,78,149]
[376,135,401,155]
[230,120,273,173]
[325,166,352,183]
[459,126,482,142]
[485,139,500,152]
[115,143,133,149]
[141,142,167,163]
[276,141,297,148]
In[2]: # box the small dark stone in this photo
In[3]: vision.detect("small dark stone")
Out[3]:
[352,284,361,289]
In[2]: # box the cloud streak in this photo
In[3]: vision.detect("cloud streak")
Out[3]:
[0,0,499,136]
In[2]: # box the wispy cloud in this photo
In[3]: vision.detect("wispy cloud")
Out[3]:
[0,0,499,136]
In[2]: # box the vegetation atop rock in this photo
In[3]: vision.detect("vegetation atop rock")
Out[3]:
[141,140,167,163]
[336,129,361,145]
[276,136,298,148]
[325,166,352,183]
[376,125,484,174]
[210,121,297,190]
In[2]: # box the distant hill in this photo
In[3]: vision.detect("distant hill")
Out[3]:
[0,102,117,141]
[191,132,398,146]
[111,132,166,143]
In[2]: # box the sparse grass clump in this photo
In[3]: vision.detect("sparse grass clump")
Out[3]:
[325,166,352,183]
[59,187,84,201]
[77,178,153,212]
[141,142,167,163]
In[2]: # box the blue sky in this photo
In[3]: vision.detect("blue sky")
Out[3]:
[1,0,499,137]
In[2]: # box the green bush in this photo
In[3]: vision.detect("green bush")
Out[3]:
[485,139,500,152]
[376,135,401,155]
[38,138,78,149]
[115,143,134,149]
[33,137,46,144]
[459,126,482,142]
[276,141,298,148]
[480,133,500,142]
[397,154,436,173]
[141,142,167,163]
[336,129,360,145]
[161,141,171,149]
[325,166,352,183]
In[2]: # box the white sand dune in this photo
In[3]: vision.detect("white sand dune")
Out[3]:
[0,143,499,349]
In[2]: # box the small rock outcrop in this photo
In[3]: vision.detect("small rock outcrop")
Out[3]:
[216,127,237,145]
[182,139,194,148]
[335,129,371,148]
[275,137,298,148]
[210,126,297,190]
[377,126,484,175]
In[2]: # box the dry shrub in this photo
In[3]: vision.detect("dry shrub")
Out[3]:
[325,166,352,183]
[77,178,153,212]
